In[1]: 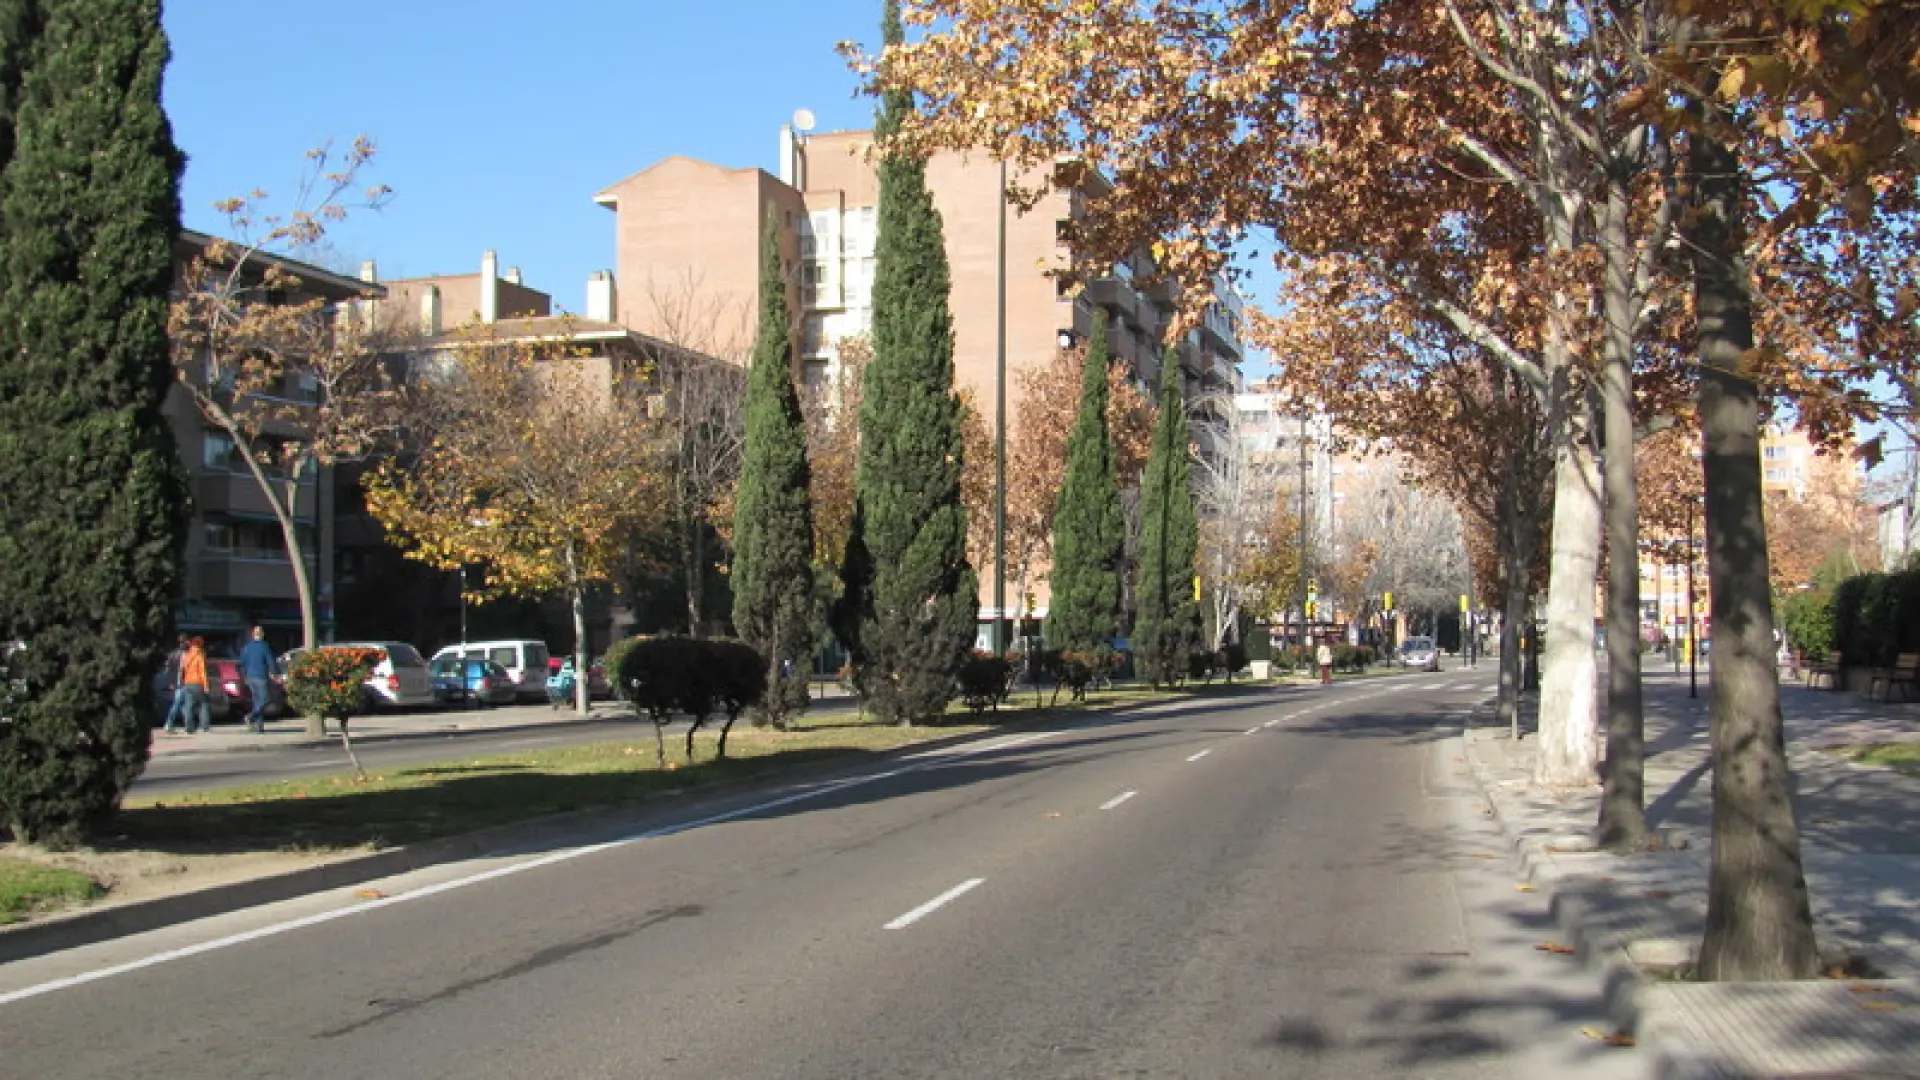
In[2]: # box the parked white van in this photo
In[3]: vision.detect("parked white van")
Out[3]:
[429,640,552,702]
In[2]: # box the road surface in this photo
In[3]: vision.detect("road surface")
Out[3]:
[2,671,1638,1079]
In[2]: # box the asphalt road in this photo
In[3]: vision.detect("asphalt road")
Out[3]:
[2,672,1640,1080]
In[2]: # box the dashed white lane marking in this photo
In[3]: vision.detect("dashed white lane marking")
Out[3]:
[1243,726,1261,736]
[1,723,1074,1007]
[884,878,985,930]
[1100,790,1137,811]
[1186,749,1213,762]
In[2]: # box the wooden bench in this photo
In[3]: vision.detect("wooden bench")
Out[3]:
[1869,652,1920,702]
[1804,651,1842,690]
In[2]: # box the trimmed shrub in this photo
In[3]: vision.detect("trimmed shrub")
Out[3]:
[1778,591,1835,659]
[956,652,1016,714]
[285,648,383,728]
[613,636,767,762]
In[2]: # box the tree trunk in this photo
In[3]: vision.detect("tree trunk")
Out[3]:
[252,449,326,738]
[1534,361,1603,785]
[686,511,705,637]
[1597,166,1649,849]
[566,542,590,716]
[1531,116,1602,788]
[1498,474,1531,739]
[1688,124,1819,981]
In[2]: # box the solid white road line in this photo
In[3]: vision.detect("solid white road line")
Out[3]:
[0,723,1074,1008]
[1186,749,1213,762]
[1099,791,1137,811]
[883,878,985,930]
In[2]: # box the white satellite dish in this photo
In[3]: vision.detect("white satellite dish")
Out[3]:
[792,107,817,133]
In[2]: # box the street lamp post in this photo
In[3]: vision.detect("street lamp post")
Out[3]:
[1686,496,1699,699]
[993,157,1009,654]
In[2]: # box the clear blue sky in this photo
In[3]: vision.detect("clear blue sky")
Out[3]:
[163,0,891,312]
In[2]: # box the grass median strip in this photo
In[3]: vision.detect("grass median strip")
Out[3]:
[117,712,1006,853]
[0,856,101,925]
[1828,742,1920,777]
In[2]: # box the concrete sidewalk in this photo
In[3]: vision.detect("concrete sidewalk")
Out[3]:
[1462,669,1920,1079]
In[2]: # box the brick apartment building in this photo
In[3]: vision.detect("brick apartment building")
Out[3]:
[592,124,1246,628]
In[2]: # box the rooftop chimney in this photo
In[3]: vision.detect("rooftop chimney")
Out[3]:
[586,270,618,323]
[421,284,442,336]
[480,249,499,323]
[504,266,522,286]
[358,259,378,284]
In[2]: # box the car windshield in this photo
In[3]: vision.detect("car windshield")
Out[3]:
[1402,638,1434,653]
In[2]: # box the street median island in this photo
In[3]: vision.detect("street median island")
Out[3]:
[0,680,1275,958]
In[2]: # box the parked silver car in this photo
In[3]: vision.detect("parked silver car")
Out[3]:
[1398,636,1441,672]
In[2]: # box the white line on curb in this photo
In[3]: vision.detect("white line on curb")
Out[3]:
[884,878,985,930]
[1099,791,1137,811]
[1186,749,1213,762]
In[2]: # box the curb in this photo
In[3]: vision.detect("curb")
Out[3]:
[1458,730,1658,1043]
[4,686,1259,966]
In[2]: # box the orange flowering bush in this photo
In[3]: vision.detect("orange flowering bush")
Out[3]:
[285,647,382,721]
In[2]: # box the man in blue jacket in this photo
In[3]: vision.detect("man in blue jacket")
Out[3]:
[238,626,282,733]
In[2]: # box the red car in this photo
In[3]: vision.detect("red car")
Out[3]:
[213,658,287,723]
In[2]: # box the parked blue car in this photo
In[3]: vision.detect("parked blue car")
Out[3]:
[429,655,516,708]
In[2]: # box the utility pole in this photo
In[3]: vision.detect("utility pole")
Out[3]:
[1296,409,1310,654]
[993,157,1009,654]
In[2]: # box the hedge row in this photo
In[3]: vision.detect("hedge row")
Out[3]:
[1826,568,1920,669]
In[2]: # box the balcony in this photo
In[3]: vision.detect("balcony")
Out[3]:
[196,471,317,521]
[195,555,315,601]
[1083,277,1140,326]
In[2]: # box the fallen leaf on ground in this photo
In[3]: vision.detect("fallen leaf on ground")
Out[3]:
[1848,983,1893,994]
[354,888,386,900]
[1046,812,1063,819]
[1469,852,1497,860]
[1514,883,1537,892]
[1579,1027,1636,1046]
[1860,1000,1904,1012]
[1535,942,1577,955]
[1643,890,1673,900]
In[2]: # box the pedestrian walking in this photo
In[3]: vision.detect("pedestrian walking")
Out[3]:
[179,636,212,734]
[238,625,280,734]
[160,634,188,735]
[1316,642,1334,685]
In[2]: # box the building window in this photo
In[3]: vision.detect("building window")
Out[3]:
[203,431,237,472]
[1055,218,1071,245]
[1763,445,1784,460]
[203,520,234,551]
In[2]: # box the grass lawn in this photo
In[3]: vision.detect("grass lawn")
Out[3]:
[112,711,1005,855]
[1831,743,1920,777]
[0,855,100,925]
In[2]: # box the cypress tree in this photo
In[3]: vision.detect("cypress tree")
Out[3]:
[0,0,188,844]
[835,0,978,724]
[1135,348,1200,688]
[1045,318,1124,656]
[731,211,816,729]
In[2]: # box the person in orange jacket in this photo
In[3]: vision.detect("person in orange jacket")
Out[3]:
[176,636,212,735]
